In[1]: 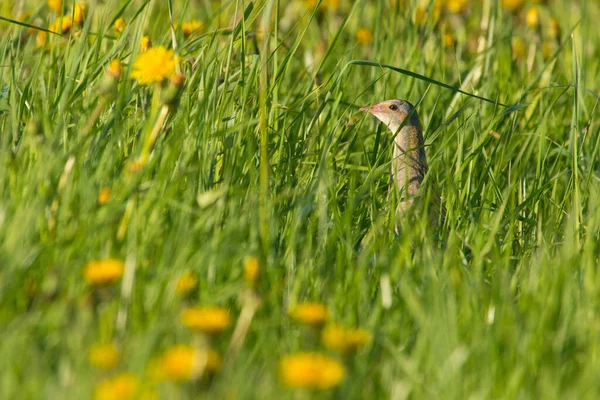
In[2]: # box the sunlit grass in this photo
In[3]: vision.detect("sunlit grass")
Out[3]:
[1,0,600,398]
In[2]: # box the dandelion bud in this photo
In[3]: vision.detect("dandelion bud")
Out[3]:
[446,0,467,14]
[98,187,111,204]
[83,259,124,286]
[443,32,456,48]
[25,119,42,137]
[548,18,561,40]
[36,31,47,47]
[182,20,202,38]
[48,0,63,13]
[73,3,87,25]
[526,7,540,29]
[355,27,373,45]
[289,302,329,326]
[512,37,526,59]
[140,35,152,52]
[99,59,121,96]
[502,0,523,12]
[89,344,120,370]
[161,73,185,108]
[114,17,126,34]
[243,256,260,286]
[175,271,198,296]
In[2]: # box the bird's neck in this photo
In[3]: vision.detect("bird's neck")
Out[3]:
[389,118,427,213]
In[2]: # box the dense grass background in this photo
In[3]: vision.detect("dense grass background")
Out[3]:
[2,0,600,398]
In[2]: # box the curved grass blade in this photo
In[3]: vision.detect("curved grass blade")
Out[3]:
[347,59,510,107]
[0,15,59,35]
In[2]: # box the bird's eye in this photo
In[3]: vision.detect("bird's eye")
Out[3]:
[389,104,398,111]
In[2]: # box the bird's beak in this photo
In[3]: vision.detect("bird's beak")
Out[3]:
[360,103,385,114]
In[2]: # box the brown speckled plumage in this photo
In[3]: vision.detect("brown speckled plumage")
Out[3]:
[360,99,427,215]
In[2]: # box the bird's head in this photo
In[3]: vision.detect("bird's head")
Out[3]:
[359,99,417,131]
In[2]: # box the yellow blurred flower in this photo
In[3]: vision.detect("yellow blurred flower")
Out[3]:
[502,0,523,12]
[107,59,121,78]
[446,0,467,13]
[443,32,456,47]
[289,302,329,326]
[512,37,526,59]
[304,0,340,10]
[541,41,553,61]
[415,1,442,25]
[114,17,126,34]
[95,373,139,400]
[355,27,373,45]
[526,7,539,29]
[243,256,260,286]
[48,0,62,13]
[89,343,120,370]
[182,20,202,38]
[83,259,124,286]
[98,187,112,204]
[140,35,152,52]
[131,46,179,85]
[150,345,221,381]
[37,31,47,47]
[415,6,426,24]
[49,16,73,34]
[180,306,232,334]
[175,271,198,296]
[321,325,372,352]
[279,352,345,389]
[548,18,561,39]
[73,3,86,25]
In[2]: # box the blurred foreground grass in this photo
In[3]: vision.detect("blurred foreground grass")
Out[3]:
[1,0,600,398]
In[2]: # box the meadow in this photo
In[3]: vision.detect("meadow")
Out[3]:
[1,0,600,398]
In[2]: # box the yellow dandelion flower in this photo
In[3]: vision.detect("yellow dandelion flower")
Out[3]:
[512,37,526,59]
[140,35,152,52]
[49,16,73,34]
[83,259,124,286]
[502,0,523,12]
[182,20,202,38]
[526,7,539,29]
[48,0,63,13]
[89,343,120,370]
[151,345,221,381]
[98,187,112,204]
[446,0,467,13]
[114,17,126,34]
[289,302,329,326]
[95,373,139,400]
[321,325,372,353]
[180,306,232,334]
[548,18,561,39]
[355,27,373,45]
[279,352,345,389]
[73,3,86,25]
[175,271,198,296]
[243,256,260,286]
[131,46,179,85]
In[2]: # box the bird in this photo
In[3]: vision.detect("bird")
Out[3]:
[360,99,429,222]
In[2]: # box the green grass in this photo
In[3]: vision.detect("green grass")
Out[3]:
[2,0,600,398]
